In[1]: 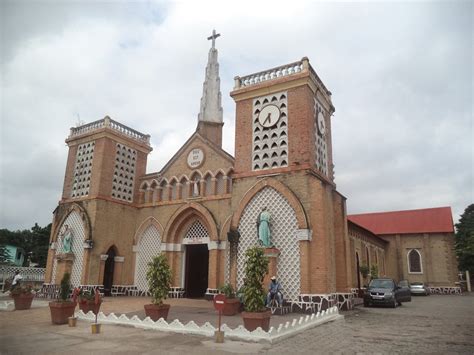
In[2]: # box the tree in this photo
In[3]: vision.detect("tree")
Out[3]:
[0,244,11,265]
[455,204,474,274]
[0,223,51,267]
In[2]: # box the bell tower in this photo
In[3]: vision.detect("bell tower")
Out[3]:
[230,57,335,183]
[61,116,152,204]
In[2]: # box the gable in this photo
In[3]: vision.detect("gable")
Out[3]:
[159,132,234,180]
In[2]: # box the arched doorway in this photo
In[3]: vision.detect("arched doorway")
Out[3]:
[183,220,209,298]
[103,246,117,296]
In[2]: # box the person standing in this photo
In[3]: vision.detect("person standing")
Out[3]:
[11,270,22,290]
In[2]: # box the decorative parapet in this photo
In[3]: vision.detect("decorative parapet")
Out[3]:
[233,57,331,97]
[76,306,342,343]
[234,60,303,89]
[69,116,150,145]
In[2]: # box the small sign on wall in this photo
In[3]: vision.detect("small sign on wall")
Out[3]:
[187,148,205,169]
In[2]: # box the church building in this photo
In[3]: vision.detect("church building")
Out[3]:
[45,33,459,312]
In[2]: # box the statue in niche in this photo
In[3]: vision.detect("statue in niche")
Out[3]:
[61,224,73,253]
[257,207,272,247]
[192,177,200,197]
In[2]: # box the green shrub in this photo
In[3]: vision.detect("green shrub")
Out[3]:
[146,254,172,305]
[359,264,370,279]
[59,272,71,302]
[242,246,269,312]
[218,283,236,298]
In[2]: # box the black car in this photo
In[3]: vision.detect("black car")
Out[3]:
[364,278,409,308]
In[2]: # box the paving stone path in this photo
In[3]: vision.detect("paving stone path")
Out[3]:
[1,294,473,354]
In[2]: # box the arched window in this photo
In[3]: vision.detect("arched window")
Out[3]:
[408,249,422,273]
[216,172,225,195]
[170,179,178,200]
[204,173,213,196]
[180,177,189,199]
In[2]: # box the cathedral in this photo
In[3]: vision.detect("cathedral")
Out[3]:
[45,33,459,312]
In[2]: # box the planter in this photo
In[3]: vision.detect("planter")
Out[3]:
[144,303,171,321]
[12,293,35,310]
[242,310,272,332]
[49,301,77,325]
[78,300,102,315]
[222,298,240,316]
[91,323,102,334]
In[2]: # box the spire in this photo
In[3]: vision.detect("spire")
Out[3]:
[198,29,223,124]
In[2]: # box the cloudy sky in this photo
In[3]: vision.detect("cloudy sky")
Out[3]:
[1,0,472,230]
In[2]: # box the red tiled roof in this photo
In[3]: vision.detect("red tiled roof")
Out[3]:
[348,207,454,235]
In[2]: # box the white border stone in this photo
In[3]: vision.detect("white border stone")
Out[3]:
[75,306,342,344]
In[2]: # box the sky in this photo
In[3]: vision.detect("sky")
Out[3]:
[0,0,472,230]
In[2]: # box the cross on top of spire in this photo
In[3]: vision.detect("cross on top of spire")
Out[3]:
[207,29,220,49]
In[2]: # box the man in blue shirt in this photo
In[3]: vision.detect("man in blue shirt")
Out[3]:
[266,276,283,307]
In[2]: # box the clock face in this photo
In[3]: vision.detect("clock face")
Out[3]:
[317,112,326,135]
[258,104,281,128]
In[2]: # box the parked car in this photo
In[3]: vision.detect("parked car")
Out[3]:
[363,278,405,308]
[410,282,431,296]
[397,280,412,302]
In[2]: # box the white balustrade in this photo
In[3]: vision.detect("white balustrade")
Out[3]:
[69,117,150,144]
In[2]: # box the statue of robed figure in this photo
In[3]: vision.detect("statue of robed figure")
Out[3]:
[257,207,272,247]
[61,224,73,253]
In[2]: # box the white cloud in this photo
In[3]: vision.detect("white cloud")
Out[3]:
[0,0,472,229]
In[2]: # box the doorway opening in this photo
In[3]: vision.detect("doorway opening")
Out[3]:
[103,246,117,296]
[184,244,209,298]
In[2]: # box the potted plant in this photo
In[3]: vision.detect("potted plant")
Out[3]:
[144,254,172,321]
[10,284,35,310]
[241,246,271,332]
[78,288,102,315]
[218,283,240,316]
[48,272,77,325]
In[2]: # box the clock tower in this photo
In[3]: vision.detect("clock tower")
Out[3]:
[230,57,335,183]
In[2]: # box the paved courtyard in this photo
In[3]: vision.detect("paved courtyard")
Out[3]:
[1,294,473,354]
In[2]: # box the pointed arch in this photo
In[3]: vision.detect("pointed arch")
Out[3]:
[133,217,164,245]
[231,178,308,229]
[215,171,225,195]
[163,202,218,243]
[54,203,91,243]
[408,249,422,273]
[201,172,211,196]
[139,181,149,190]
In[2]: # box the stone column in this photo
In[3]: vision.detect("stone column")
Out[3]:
[113,256,125,285]
[297,229,312,293]
[98,254,108,285]
[263,247,280,287]
[208,248,219,289]
[55,253,75,284]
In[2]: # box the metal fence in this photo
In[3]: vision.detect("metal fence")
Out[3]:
[0,266,46,291]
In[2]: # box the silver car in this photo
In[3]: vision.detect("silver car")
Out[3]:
[410,282,430,296]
